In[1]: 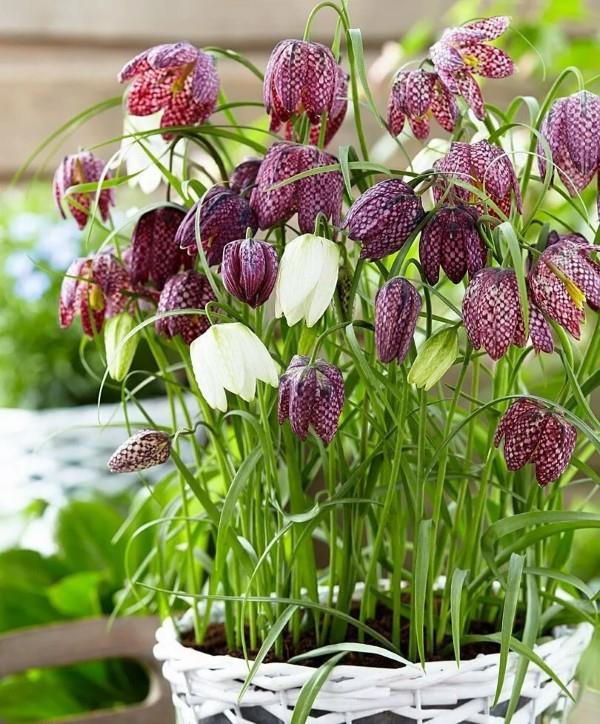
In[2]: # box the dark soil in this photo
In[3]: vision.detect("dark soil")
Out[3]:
[181,605,501,668]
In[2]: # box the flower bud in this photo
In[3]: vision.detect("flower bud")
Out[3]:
[375,277,422,364]
[221,238,278,308]
[408,327,459,391]
[108,429,171,473]
[104,312,139,381]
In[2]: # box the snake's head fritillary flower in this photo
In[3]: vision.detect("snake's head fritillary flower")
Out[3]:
[433,139,522,218]
[528,233,600,339]
[278,355,344,444]
[375,277,422,364]
[342,179,425,261]
[264,40,348,144]
[130,206,192,290]
[494,398,576,486]
[229,158,262,197]
[118,42,218,138]
[420,205,487,285]
[190,323,279,411]
[156,270,216,344]
[53,152,115,230]
[537,91,600,212]
[430,17,514,120]
[308,65,348,146]
[176,186,257,266]
[275,234,339,327]
[250,142,343,234]
[108,429,171,473]
[59,253,132,337]
[222,238,278,308]
[387,69,458,140]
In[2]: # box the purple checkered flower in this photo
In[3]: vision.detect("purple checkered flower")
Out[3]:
[176,186,257,266]
[229,158,262,197]
[528,232,600,340]
[537,91,600,213]
[118,42,218,138]
[156,270,216,344]
[494,398,577,486]
[130,206,192,290]
[221,238,278,308]
[375,277,422,364]
[108,429,171,473]
[264,40,347,145]
[433,140,522,218]
[250,142,343,234]
[462,267,554,359]
[387,69,458,140]
[59,253,132,337]
[278,355,344,444]
[420,205,487,285]
[430,17,514,120]
[53,152,115,230]
[343,179,425,261]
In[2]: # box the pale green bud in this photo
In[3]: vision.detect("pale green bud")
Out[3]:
[408,327,459,391]
[104,313,138,382]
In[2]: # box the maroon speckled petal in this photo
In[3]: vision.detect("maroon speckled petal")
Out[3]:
[531,415,577,486]
[312,362,345,444]
[288,366,317,440]
[375,277,422,364]
[156,270,216,344]
[108,429,171,473]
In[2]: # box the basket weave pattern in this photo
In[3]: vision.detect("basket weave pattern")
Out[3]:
[154,616,592,724]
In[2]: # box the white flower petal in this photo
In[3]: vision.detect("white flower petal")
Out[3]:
[191,332,227,411]
[305,239,339,327]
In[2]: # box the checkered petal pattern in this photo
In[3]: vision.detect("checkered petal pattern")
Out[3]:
[118,42,219,138]
[495,398,577,486]
[374,277,422,364]
[156,270,216,344]
[250,142,343,233]
[229,159,262,197]
[221,238,278,308]
[342,179,425,261]
[108,429,171,473]
[53,152,115,230]
[278,355,344,444]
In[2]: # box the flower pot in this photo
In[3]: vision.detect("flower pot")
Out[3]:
[153,603,593,724]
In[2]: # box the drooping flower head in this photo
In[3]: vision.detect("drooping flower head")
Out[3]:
[528,232,600,339]
[130,206,192,290]
[156,270,216,344]
[250,142,343,234]
[537,91,600,212]
[387,69,458,140]
[430,17,514,119]
[59,253,132,337]
[494,398,577,486]
[343,179,425,261]
[433,139,522,218]
[462,267,553,360]
[118,42,219,138]
[108,429,171,473]
[278,355,344,444]
[53,152,115,230]
[375,277,422,364]
[229,158,262,197]
[176,186,257,266]
[420,205,487,285]
[264,40,348,145]
[222,238,278,308]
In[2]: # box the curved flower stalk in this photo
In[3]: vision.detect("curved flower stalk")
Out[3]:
[462,267,554,359]
[118,42,219,138]
[374,277,422,364]
[494,398,577,486]
[156,270,216,345]
[190,323,279,411]
[250,142,343,233]
[275,234,339,327]
[176,186,257,266]
[59,253,132,337]
[419,204,487,285]
[53,152,114,230]
[537,90,600,212]
[278,355,344,444]
[343,179,425,260]
[264,39,347,145]
[528,232,600,339]
[222,238,278,308]
[130,206,192,290]
[108,429,171,473]
[433,139,522,218]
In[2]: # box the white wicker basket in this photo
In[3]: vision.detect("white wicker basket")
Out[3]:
[153,598,593,724]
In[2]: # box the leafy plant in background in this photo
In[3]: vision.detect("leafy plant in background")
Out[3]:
[19,0,600,720]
